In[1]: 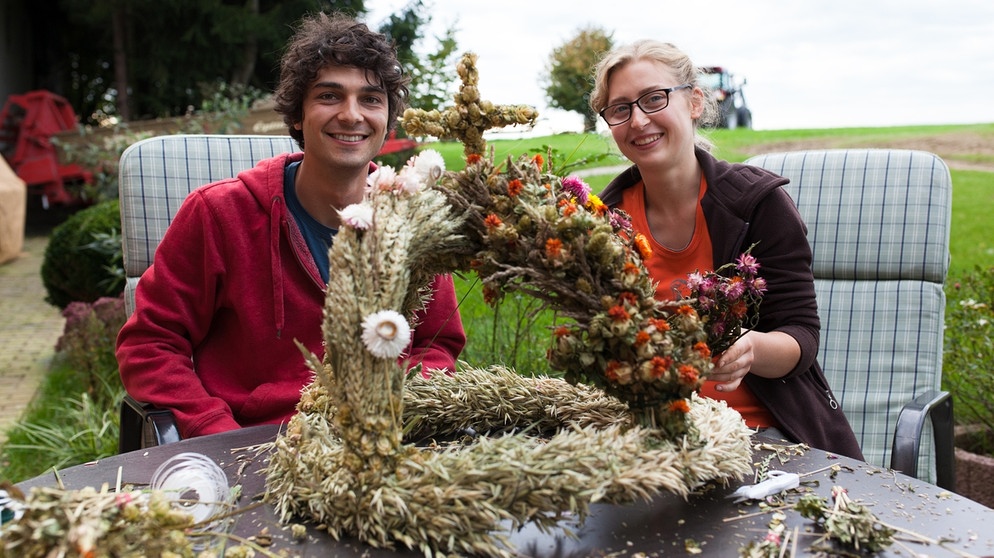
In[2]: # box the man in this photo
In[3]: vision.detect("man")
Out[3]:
[116,13,465,439]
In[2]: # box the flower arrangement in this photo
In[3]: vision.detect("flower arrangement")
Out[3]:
[685,247,767,356]
[263,145,754,557]
[443,151,713,435]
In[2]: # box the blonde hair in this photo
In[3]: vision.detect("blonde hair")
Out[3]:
[590,40,717,150]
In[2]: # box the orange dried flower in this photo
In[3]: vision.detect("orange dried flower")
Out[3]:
[605,360,621,382]
[678,364,700,386]
[693,341,711,358]
[507,179,524,197]
[482,284,499,304]
[532,153,544,168]
[607,305,630,322]
[634,233,652,260]
[554,326,571,338]
[731,299,748,318]
[623,261,640,275]
[668,399,691,414]
[676,304,696,316]
[649,355,672,379]
[619,291,639,307]
[483,214,503,228]
[466,153,482,164]
[634,330,651,346]
[545,237,563,258]
[648,317,670,331]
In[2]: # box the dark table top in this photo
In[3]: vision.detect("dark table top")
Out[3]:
[18,424,994,557]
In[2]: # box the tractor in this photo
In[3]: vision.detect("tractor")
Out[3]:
[699,66,752,129]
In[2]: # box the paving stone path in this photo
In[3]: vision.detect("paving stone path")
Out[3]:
[0,234,65,444]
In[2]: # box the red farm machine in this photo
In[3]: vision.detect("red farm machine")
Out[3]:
[699,67,752,129]
[1,90,93,208]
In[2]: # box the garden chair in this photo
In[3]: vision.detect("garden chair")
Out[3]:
[117,134,300,453]
[745,149,954,488]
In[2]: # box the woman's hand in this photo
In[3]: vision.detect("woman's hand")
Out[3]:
[709,330,801,391]
[709,333,756,392]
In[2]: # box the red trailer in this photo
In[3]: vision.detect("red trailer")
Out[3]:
[0,90,93,207]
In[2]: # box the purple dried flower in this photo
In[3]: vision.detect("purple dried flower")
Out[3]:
[561,175,591,205]
[750,276,768,295]
[736,252,761,276]
[609,210,631,231]
[722,278,746,299]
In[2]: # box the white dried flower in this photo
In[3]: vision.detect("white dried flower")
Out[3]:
[368,165,398,191]
[395,166,423,194]
[360,310,411,359]
[411,149,445,184]
[339,203,374,230]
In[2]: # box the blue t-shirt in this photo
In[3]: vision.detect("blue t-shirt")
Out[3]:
[283,161,336,283]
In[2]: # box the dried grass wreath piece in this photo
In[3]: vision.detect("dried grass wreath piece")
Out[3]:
[267,367,752,557]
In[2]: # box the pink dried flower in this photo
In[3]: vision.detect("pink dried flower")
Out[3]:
[561,175,590,205]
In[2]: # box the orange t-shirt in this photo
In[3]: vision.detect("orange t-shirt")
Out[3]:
[617,177,777,429]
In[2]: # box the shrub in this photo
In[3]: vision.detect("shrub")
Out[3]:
[56,295,127,403]
[40,199,124,309]
[943,265,994,455]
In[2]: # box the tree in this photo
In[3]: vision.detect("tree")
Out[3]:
[543,27,613,133]
[376,0,460,114]
[35,0,451,127]
[46,0,366,124]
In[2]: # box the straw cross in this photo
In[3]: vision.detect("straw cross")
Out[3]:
[401,52,538,157]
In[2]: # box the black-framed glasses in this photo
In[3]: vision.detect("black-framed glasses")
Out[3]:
[599,84,692,126]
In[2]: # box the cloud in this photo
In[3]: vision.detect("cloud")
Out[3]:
[366,0,994,131]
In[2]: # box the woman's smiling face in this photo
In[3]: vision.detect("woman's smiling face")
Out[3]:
[606,59,702,170]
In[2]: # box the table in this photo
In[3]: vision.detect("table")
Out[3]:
[18,425,994,557]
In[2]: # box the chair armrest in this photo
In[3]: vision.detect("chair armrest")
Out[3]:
[118,394,182,453]
[891,390,955,489]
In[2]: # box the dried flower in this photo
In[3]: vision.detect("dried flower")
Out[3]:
[483,213,503,228]
[586,193,608,216]
[507,178,524,197]
[339,203,374,230]
[634,233,652,260]
[411,149,445,183]
[360,310,411,359]
[368,165,398,191]
[680,245,766,355]
[561,175,590,205]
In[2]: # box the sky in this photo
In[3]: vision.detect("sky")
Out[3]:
[364,0,994,135]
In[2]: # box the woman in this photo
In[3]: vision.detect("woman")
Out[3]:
[590,40,863,460]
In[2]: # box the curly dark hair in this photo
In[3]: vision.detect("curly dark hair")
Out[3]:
[274,12,410,149]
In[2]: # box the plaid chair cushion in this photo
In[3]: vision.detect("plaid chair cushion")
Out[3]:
[745,149,952,482]
[118,134,300,315]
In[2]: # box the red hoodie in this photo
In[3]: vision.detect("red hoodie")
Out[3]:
[117,152,466,438]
